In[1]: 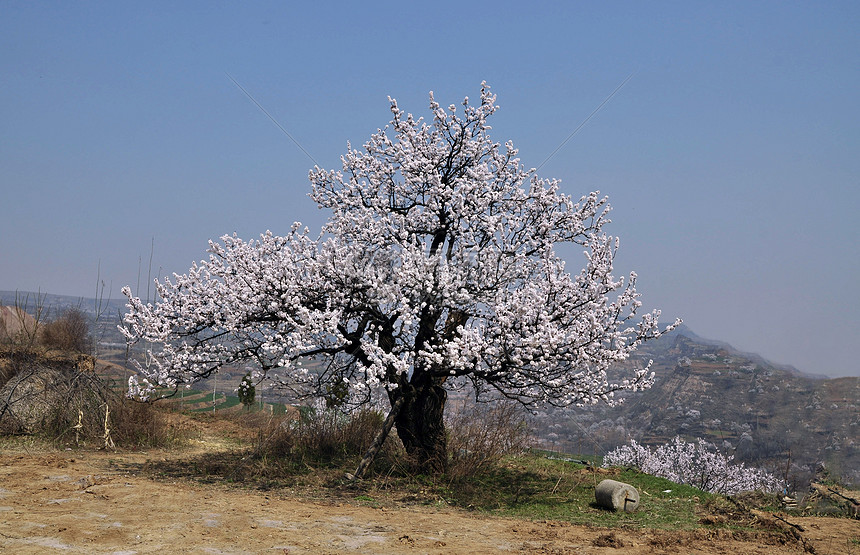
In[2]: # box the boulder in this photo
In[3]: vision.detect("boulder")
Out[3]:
[0,353,99,435]
[0,365,70,433]
[595,479,640,512]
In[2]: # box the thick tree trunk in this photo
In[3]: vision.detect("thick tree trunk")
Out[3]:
[391,379,448,473]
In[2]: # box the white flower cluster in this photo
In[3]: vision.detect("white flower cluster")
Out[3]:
[603,436,785,495]
[120,83,677,409]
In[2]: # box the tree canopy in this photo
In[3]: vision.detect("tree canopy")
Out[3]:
[121,83,677,471]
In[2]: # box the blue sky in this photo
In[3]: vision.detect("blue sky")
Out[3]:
[1,1,858,377]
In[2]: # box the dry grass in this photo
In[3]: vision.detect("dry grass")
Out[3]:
[255,407,399,471]
[446,398,531,480]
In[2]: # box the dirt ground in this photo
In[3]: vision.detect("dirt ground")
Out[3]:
[1,433,857,554]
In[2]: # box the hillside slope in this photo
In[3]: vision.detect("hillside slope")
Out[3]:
[534,329,859,488]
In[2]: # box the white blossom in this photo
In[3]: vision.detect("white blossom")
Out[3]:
[604,436,785,495]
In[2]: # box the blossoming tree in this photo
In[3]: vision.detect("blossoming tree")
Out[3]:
[603,437,785,494]
[121,84,677,473]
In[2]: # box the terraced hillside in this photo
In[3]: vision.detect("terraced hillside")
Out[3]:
[533,329,859,489]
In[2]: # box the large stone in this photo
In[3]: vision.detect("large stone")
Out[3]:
[0,353,98,434]
[0,365,69,433]
[595,479,640,512]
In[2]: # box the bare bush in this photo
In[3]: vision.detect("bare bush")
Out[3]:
[41,307,92,353]
[253,400,531,480]
[446,399,531,480]
[37,379,178,449]
[106,396,178,448]
[257,408,398,470]
[0,348,25,390]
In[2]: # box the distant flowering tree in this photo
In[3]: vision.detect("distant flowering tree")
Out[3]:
[603,436,785,495]
[121,83,677,473]
[237,372,255,410]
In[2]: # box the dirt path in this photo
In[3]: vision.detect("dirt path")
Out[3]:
[0,445,856,554]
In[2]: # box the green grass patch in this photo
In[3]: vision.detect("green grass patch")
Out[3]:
[140,446,739,531]
[186,393,224,412]
[183,392,246,412]
[354,494,381,507]
[441,452,716,530]
[218,396,242,410]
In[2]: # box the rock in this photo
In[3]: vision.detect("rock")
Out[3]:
[0,355,104,435]
[595,479,640,512]
[0,365,70,433]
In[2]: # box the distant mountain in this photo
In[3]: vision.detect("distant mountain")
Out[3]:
[532,328,859,489]
[638,324,823,379]
[0,290,129,316]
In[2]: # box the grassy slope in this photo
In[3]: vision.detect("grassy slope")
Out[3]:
[450,455,717,529]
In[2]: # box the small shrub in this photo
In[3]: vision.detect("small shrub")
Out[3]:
[249,398,530,480]
[40,376,178,449]
[256,407,396,470]
[41,307,92,353]
[108,397,180,448]
[237,372,256,409]
[446,399,530,480]
[0,347,27,390]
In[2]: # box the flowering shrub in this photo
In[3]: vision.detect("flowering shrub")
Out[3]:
[603,436,784,495]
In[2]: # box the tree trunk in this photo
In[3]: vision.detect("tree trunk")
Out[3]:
[349,395,404,481]
[392,378,448,473]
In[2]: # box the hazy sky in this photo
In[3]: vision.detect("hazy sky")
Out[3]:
[2,2,858,377]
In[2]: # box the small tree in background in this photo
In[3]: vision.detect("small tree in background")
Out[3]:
[238,372,256,411]
[121,83,677,473]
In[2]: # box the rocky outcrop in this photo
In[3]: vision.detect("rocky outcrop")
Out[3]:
[0,305,39,343]
[0,351,101,434]
[0,365,70,433]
